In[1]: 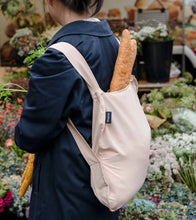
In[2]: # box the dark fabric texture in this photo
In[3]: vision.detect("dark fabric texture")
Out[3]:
[15,20,119,220]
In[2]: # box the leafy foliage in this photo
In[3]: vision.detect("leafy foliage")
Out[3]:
[0,84,12,104]
[119,179,196,220]
[141,78,196,122]
[23,42,47,68]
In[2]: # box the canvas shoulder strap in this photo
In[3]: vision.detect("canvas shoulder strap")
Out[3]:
[49,42,101,97]
[49,42,99,166]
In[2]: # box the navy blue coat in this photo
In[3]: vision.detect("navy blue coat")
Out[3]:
[15,20,119,220]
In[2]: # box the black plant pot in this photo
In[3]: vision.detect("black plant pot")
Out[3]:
[132,55,140,81]
[142,40,173,82]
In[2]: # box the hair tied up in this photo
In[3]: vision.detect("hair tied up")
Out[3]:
[60,0,104,16]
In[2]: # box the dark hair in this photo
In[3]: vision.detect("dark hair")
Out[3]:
[59,0,104,16]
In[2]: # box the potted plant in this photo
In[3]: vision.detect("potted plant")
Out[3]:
[131,22,173,82]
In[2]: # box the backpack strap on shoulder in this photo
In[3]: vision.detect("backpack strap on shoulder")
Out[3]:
[49,42,101,96]
[49,42,100,166]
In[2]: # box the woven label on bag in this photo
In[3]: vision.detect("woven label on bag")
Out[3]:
[105,112,112,124]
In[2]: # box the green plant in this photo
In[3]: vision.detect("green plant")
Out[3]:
[23,41,46,68]
[178,156,196,193]
[150,123,180,139]
[119,199,157,220]
[141,79,196,125]
[157,201,186,219]
[0,146,25,177]
[119,178,196,219]
[166,182,192,205]
[186,201,196,219]
[0,84,12,104]
[10,142,25,158]
[0,82,27,106]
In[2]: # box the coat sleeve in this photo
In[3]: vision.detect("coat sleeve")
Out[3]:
[15,48,85,153]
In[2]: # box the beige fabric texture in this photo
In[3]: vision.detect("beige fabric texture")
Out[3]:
[49,42,151,212]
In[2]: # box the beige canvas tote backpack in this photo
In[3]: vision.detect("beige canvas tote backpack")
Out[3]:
[49,42,151,212]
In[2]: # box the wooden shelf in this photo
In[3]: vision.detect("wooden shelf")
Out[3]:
[138,78,178,92]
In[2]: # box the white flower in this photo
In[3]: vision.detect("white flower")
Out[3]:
[132,23,169,41]
[129,30,138,39]
[146,132,196,182]
[136,26,156,41]
[164,164,170,170]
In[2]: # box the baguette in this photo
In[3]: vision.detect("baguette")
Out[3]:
[110,29,137,92]
[19,154,34,197]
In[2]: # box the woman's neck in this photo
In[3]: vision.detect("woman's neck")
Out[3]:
[61,12,89,26]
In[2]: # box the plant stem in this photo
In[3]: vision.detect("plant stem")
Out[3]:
[3,83,27,92]
[2,88,27,93]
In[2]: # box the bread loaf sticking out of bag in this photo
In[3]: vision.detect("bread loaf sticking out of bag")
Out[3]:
[110,29,137,92]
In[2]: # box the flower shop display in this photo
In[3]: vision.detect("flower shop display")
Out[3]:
[147,135,179,182]
[0,84,195,219]
[0,100,29,218]
[119,129,196,219]
[0,16,196,219]
[148,132,196,186]
[130,22,173,82]
[119,179,196,220]
[0,0,58,66]
[3,20,58,66]
[0,61,34,217]
[114,76,195,219]
[141,77,196,127]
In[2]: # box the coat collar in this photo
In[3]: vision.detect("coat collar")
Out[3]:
[48,19,113,46]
